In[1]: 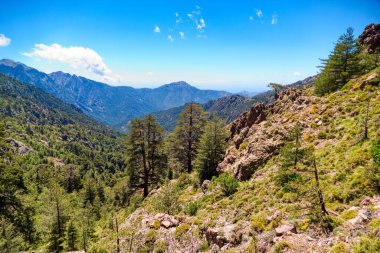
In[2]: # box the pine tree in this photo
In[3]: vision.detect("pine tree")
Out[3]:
[126,115,166,197]
[173,103,207,173]
[66,221,78,251]
[48,181,67,253]
[315,27,360,95]
[275,122,328,216]
[195,116,228,182]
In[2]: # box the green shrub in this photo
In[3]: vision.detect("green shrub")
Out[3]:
[341,209,358,220]
[330,242,350,253]
[185,202,199,216]
[145,229,159,242]
[317,131,327,139]
[213,173,239,196]
[354,236,380,253]
[175,224,190,238]
[149,184,181,215]
[198,240,209,251]
[272,240,290,253]
[371,138,380,165]
[154,240,168,253]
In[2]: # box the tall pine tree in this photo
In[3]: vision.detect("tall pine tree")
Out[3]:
[173,103,207,173]
[126,115,166,197]
[195,116,228,182]
[315,27,360,95]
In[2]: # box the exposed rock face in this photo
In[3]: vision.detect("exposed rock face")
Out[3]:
[218,88,311,180]
[5,137,32,155]
[359,23,380,53]
[229,103,266,140]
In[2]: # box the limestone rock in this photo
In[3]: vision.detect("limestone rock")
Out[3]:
[275,224,297,236]
[154,213,179,228]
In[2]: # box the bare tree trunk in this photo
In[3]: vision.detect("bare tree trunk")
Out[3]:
[115,217,120,253]
[313,159,329,215]
[83,229,87,253]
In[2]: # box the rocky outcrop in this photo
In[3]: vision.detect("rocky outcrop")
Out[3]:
[218,88,311,180]
[229,103,266,140]
[5,137,32,155]
[358,23,380,53]
[153,213,179,228]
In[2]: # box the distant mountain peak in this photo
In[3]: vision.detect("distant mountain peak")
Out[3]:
[0,58,30,69]
[159,81,194,89]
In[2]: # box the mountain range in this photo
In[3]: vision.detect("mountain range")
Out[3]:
[0,59,230,126]
[150,75,316,131]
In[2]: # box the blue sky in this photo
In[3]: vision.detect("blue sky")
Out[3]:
[0,0,379,92]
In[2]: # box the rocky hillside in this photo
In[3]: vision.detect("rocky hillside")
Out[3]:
[90,68,380,252]
[0,59,230,126]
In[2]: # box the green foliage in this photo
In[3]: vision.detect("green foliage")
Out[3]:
[341,209,358,220]
[126,115,166,197]
[371,137,380,165]
[153,239,168,253]
[66,221,78,251]
[174,224,190,238]
[184,202,200,216]
[275,122,308,191]
[354,236,380,253]
[330,242,350,253]
[149,184,181,215]
[172,103,207,173]
[272,240,290,253]
[213,173,239,196]
[315,27,361,95]
[195,116,228,183]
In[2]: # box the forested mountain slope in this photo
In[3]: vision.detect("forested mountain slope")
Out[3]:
[0,74,126,252]
[0,59,230,126]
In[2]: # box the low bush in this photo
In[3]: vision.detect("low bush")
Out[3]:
[213,173,239,196]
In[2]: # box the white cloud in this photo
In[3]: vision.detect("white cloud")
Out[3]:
[23,43,111,76]
[175,12,180,17]
[168,35,174,42]
[271,14,278,25]
[179,32,185,39]
[0,34,11,47]
[255,9,263,18]
[293,71,301,76]
[154,26,161,33]
[197,18,206,30]
[196,34,207,39]
[249,16,254,21]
